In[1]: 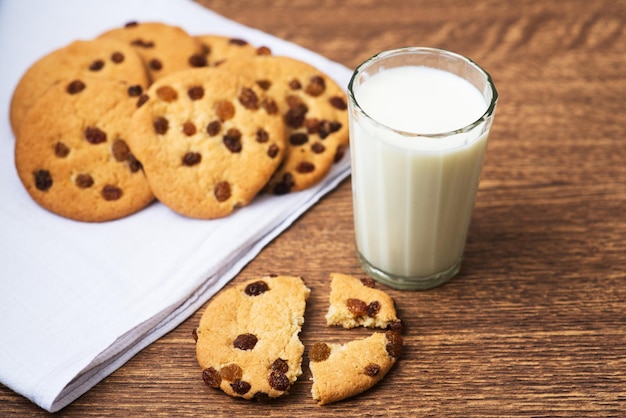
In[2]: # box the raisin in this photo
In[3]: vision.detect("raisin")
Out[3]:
[238,87,259,110]
[112,139,131,162]
[128,85,143,97]
[271,358,289,373]
[102,185,123,201]
[267,144,279,159]
[387,320,404,333]
[256,79,271,90]
[360,277,376,288]
[347,298,368,316]
[188,53,207,67]
[215,100,235,121]
[192,328,198,342]
[183,121,197,136]
[85,127,107,144]
[284,107,307,128]
[256,46,271,56]
[182,152,201,166]
[334,144,346,163]
[34,170,52,191]
[89,60,104,71]
[268,371,290,391]
[202,367,221,388]
[286,95,306,110]
[156,86,177,102]
[329,96,348,110]
[233,333,257,350]
[311,142,325,154]
[223,128,242,153]
[261,98,278,115]
[75,173,94,188]
[149,58,162,71]
[367,301,381,317]
[188,86,204,100]
[131,39,154,48]
[153,117,169,134]
[273,172,294,195]
[319,120,342,139]
[230,380,251,395]
[136,94,149,107]
[125,21,138,28]
[127,154,143,173]
[296,161,315,174]
[288,79,301,90]
[244,280,269,296]
[66,80,85,94]
[253,392,271,402]
[305,75,326,96]
[364,363,381,377]
[214,181,231,202]
[289,133,308,146]
[206,120,221,136]
[256,128,269,143]
[220,364,242,381]
[385,331,404,358]
[111,52,124,64]
[229,38,248,46]
[304,118,320,134]
[54,142,70,158]
[309,343,331,362]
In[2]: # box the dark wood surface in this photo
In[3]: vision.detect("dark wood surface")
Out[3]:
[3,0,625,416]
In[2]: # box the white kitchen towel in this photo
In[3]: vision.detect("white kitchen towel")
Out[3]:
[0,0,352,412]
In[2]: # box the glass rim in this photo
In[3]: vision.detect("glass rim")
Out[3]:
[347,46,499,138]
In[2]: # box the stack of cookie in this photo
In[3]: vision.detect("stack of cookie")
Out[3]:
[11,21,349,222]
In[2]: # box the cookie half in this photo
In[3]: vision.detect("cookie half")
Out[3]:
[128,67,286,219]
[308,331,403,405]
[98,21,206,82]
[219,55,349,194]
[15,78,154,222]
[195,275,311,400]
[325,273,402,330]
[194,35,271,67]
[10,38,148,135]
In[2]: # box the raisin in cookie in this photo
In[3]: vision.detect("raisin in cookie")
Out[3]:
[98,21,206,82]
[15,78,154,222]
[128,67,285,219]
[219,55,349,194]
[325,273,402,330]
[10,38,148,135]
[195,35,271,67]
[308,331,403,405]
[195,275,311,400]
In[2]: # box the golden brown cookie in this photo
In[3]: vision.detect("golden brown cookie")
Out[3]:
[14,78,154,222]
[325,273,402,330]
[194,34,271,67]
[308,331,403,405]
[219,55,349,194]
[195,275,311,400]
[128,67,286,219]
[98,21,206,82]
[9,38,148,135]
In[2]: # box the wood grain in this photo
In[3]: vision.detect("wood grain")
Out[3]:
[2,0,625,416]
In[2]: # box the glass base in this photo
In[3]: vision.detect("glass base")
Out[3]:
[356,252,461,290]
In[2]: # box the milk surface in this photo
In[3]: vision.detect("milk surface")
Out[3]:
[351,66,489,279]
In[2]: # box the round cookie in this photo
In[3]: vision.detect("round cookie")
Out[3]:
[220,55,349,195]
[14,78,154,222]
[194,34,271,67]
[325,272,402,330]
[128,67,286,219]
[195,275,311,400]
[10,38,149,135]
[309,331,403,405]
[98,21,206,82]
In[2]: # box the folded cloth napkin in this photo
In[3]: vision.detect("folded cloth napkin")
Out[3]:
[0,0,352,412]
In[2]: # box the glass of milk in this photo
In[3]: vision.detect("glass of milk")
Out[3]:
[348,47,498,290]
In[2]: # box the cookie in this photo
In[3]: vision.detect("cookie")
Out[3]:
[98,21,206,82]
[325,273,402,330]
[14,77,154,222]
[128,67,286,219]
[10,38,149,135]
[195,275,311,400]
[308,331,403,405]
[219,55,349,194]
[194,35,271,67]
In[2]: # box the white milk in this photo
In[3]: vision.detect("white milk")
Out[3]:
[350,66,489,280]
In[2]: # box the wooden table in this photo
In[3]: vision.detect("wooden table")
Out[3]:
[2,0,625,416]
